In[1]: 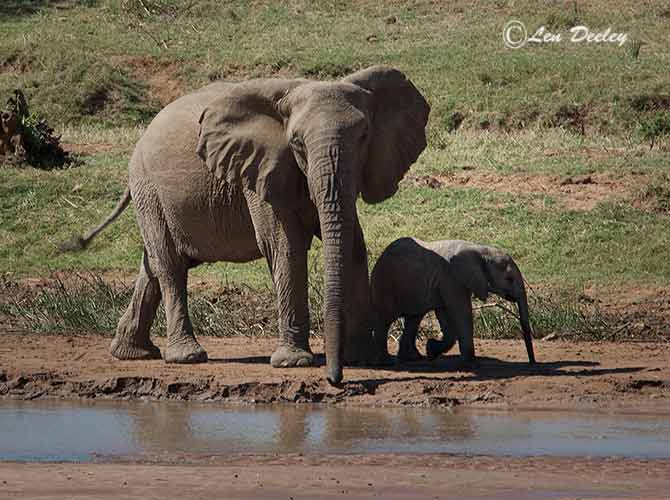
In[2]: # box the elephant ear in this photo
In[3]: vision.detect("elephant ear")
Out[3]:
[343,66,430,203]
[196,80,308,209]
[449,248,490,301]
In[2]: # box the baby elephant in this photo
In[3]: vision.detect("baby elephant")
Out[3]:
[370,238,536,366]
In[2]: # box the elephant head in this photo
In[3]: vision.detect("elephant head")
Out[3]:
[196,66,430,383]
[450,246,536,364]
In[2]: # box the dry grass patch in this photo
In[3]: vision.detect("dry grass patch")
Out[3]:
[111,55,186,107]
[406,171,649,211]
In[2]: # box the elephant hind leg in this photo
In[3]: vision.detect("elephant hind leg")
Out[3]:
[129,191,206,364]
[160,264,208,364]
[398,314,424,362]
[110,251,162,360]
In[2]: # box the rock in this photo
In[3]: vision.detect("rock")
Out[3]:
[7,375,28,390]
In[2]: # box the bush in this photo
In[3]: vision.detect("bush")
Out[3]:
[639,112,670,149]
[1,89,71,169]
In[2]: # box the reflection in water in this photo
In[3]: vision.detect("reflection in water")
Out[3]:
[318,407,476,452]
[277,404,309,452]
[125,403,476,454]
[1,400,670,461]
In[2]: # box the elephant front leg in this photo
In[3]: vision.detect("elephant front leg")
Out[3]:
[110,252,162,360]
[450,300,479,369]
[457,311,478,368]
[268,248,313,368]
[246,191,314,368]
[255,216,314,368]
[426,307,457,360]
[342,216,377,365]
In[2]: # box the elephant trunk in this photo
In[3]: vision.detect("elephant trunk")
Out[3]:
[310,141,356,385]
[517,284,536,364]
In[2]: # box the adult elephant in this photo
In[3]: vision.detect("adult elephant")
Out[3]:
[69,66,430,384]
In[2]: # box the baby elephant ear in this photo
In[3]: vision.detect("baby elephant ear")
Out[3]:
[196,80,308,209]
[343,66,430,203]
[449,249,490,301]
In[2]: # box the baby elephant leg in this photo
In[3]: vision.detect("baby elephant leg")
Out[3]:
[398,314,424,362]
[371,316,395,366]
[426,308,457,360]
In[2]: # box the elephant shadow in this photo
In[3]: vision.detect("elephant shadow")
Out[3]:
[209,353,644,385]
[357,354,645,384]
[208,355,273,364]
[208,354,328,366]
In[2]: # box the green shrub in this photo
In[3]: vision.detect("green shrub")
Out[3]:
[639,112,670,149]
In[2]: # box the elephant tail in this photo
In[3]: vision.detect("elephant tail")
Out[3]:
[59,187,132,252]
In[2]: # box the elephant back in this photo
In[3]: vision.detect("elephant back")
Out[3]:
[134,82,235,163]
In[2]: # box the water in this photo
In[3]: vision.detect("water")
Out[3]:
[1,400,669,462]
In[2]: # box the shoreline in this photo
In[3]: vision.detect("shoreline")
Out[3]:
[1,334,668,410]
[2,455,670,500]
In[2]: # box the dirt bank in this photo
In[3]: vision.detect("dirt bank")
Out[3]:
[1,334,668,410]
[407,171,648,211]
[2,455,670,500]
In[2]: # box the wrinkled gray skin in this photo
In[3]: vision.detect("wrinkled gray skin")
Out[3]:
[69,66,430,384]
[370,238,536,367]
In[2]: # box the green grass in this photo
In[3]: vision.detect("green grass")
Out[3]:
[1,1,669,133]
[473,289,613,341]
[1,1,669,340]
[417,129,670,177]
[0,273,279,337]
[4,159,669,288]
[0,272,618,342]
[362,185,670,287]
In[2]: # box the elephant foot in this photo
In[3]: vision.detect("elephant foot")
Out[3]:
[164,338,208,364]
[426,339,445,360]
[398,336,424,363]
[270,345,314,368]
[110,338,162,361]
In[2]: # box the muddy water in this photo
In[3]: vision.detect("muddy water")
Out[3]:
[1,400,670,462]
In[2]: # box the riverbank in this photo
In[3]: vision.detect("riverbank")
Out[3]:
[2,334,668,411]
[2,454,670,500]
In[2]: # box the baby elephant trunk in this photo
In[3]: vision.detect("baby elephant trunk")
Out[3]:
[516,286,536,364]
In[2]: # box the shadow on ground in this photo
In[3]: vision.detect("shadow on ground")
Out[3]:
[210,353,645,384]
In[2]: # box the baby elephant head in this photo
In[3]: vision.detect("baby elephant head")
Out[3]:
[451,246,536,364]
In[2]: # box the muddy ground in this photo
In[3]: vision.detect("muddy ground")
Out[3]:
[3,309,670,500]
[2,454,670,500]
[1,334,669,410]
